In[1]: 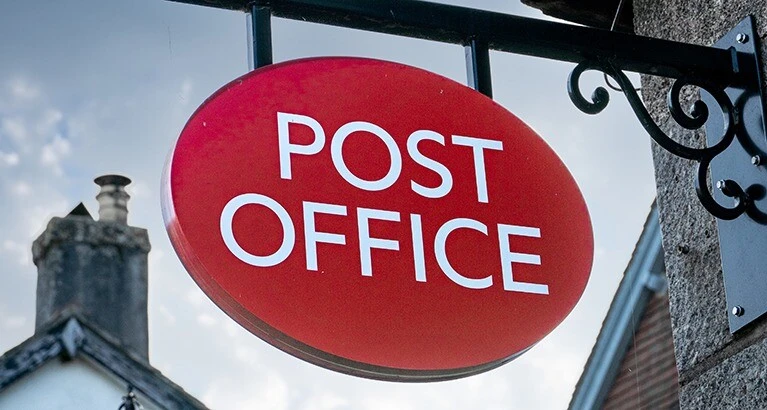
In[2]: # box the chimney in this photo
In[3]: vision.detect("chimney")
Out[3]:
[32,175,151,361]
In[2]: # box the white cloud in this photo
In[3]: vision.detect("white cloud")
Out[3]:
[11,181,31,197]
[2,239,29,266]
[514,338,586,406]
[23,199,69,237]
[0,151,19,166]
[0,80,67,163]
[360,395,417,410]
[223,320,241,338]
[127,179,151,199]
[299,392,349,410]
[204,372,290,410]
[40,134,71,176]
[2,117,27,143]
[9,77,40,101]
[232,344,264,367]
[185,288,208,308]
[148,248,164,266]
[3,315,27,329]
[305,392,349,410]
[36,109,63,136]
[196,313,217,327]
[158,304,177,325]
[179,79,193,106]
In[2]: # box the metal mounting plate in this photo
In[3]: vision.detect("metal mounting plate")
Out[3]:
[704,16,767,333]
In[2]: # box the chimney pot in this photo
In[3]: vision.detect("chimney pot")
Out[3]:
[94,174,132,224]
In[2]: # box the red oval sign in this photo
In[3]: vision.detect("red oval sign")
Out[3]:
[163,57,593,381]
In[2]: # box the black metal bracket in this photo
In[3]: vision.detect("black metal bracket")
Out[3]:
[568,17,767,333]
[704,18,767,333]
[166,0,767,332]
[566,45,750,222]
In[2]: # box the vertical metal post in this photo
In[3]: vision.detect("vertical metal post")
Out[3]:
[464,38,493,98]
[247,4,273,70]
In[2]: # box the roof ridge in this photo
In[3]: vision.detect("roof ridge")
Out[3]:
[0,316,208,409]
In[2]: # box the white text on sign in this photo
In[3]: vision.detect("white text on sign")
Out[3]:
[220,112,549,295]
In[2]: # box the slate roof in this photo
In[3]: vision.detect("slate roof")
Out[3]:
[0,315,208,409]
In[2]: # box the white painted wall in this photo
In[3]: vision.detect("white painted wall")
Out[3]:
[0,358,160,410]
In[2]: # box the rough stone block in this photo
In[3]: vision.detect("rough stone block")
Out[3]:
[679,338,767,409]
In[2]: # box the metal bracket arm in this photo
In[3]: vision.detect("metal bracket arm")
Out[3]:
[175,0,743,83]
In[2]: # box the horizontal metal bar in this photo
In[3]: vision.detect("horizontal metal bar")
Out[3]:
[167,0,740,83]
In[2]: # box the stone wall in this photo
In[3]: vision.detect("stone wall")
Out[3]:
[633,2,767,408]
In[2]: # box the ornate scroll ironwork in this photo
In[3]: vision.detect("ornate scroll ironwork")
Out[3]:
[568,60,751,220]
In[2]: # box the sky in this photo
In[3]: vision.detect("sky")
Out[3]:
[0,1,657,409]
